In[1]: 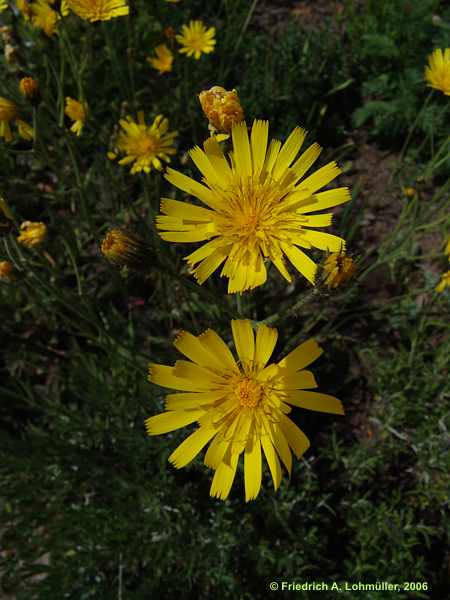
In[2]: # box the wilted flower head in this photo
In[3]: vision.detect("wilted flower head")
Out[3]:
[17,221,47,247]
[19,76,40,104]
[198,86,244,136]
[109,112,177,175]
[65,0,129,21]
[157,120,350,293]
[322,251,356,289]
[100,228,152,269]
[0,260,14,281]
[425,48,450,96]
[147,44,173,75]
[65,97,87,136]
[435,270,450,293]
[146,319,344,501]
[176,20,216,60]
[16,0,33,20]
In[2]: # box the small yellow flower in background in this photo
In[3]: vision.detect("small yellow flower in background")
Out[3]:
[100,228,152,269]
[0,259,14,281]
[444,238,450,261]
[0,260,14,282]
[402,186,415,198]
[16,0,33,20]
[30,0,59,36]
[110,112,177,175]
[424,48,450,96]
[0,97,18,142]
[435,270,450,293]
[0,97,33,142]
[19,76,40,104]
[322,252,356,289]
[0,1,8,12]
[17,221,47,247]
[146,319,343,502]
[176,20,216,60]
[65,97,87,136]
[65,0,129,22]
[147,44,173,75]
[157,120,350,293]
[198,86,244,136]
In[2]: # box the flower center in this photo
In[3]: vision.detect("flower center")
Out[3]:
[235,377,263,408]
[135,132,156,157]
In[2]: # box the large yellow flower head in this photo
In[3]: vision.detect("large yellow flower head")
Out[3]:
[424,48,450,96]
[65,0,129,21]
[156,120,350,293]
[110,112,177,175]
[176,20,216,60]
[146,319,343,501]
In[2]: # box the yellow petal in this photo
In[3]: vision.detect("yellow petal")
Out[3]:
[299,187,351,213]
[149,363,206,392]
[254,324,278,369]
[244,436,262,502]
[169,427,217,468]
[279,370,318,390]
[286,391,344,415]
[145,410,204,435]
[272,425,292,476]
[172,360,223,388]
[204,434,229,469]
[210,452,239,500]
[165,390,227,410]
[261,436,282,490]
[174,331,227,371]
[231,121,252,177]
[300,230,345,252]
[291,142,322,180]
[277,339,323,373]
[281,242,317,284]
[250,119,269,176]
[160,198,215,221]
[231,319,255,368]
[278,414,310,459]
[301,161,341,193]
[198,330,239,374]
[273,126,307,180]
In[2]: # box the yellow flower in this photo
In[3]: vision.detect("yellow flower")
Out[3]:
[19,76,40,104]
[402,186,415,198]
[65,97,87,136]
[198,86,244,135]
[424,48,450,96]
[110,112,177,175]
[17,221,47,247]
[0,1,8,12]
[435,270,450,293]
[16,0,33,20]
[65,0,129,22]
[0,260,14,281]
[100,228,151,268]
[0,97,32,141]
[0,97,18,142]
[146,319,343,501]
[156,120,350,293]
[176,20,216,60]
[147,44,173,74]
[322,252,356,289]
[30,0,59,36]
[444,238,450,261]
